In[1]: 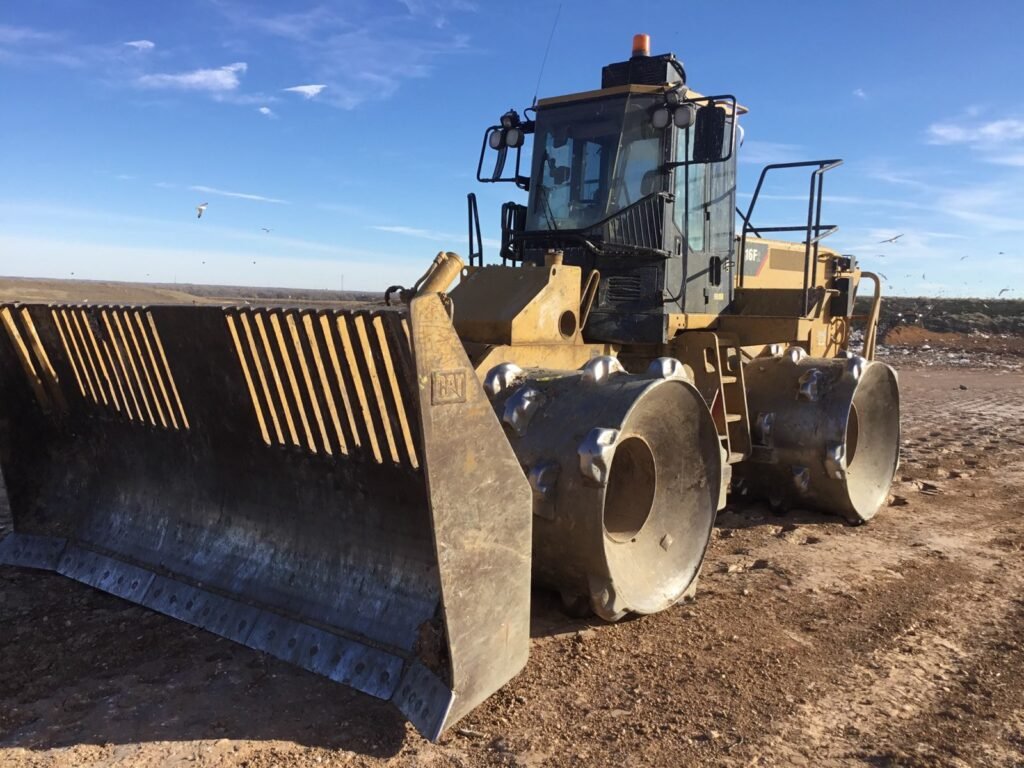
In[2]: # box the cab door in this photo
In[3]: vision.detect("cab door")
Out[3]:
[674,123,736,316]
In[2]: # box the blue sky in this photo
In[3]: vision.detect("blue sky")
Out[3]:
[2,0,1023,297]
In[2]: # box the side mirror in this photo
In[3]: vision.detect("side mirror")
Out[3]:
[693,103,727,163]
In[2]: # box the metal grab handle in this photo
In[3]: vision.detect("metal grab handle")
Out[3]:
[847,270,882,361]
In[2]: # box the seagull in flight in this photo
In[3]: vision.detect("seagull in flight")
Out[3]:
[196,202,209,219]
[261,227,271,233]
[998,287,1012,296]
[959,255,969,261]
[878,233,904,244]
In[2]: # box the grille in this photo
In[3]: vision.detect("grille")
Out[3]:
[606,276,643,303]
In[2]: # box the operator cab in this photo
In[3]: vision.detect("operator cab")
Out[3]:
[474,34,744,344]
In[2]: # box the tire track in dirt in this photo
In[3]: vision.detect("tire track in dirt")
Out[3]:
[728,373,1024,768]
[880,583,1024,768]
[445,539,982,767]
[742,533,1024,767]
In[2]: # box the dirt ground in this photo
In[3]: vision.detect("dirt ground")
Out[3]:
[884,325,1024,359]
[1,281,1023,767]
[0,277,203,306]
[0,277,383,309]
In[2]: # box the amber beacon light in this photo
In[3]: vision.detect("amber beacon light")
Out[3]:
[632,33,650,57]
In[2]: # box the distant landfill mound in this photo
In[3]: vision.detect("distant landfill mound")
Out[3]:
[859,296,1024,337]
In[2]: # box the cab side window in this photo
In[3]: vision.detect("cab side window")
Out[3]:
[674,129,706,253]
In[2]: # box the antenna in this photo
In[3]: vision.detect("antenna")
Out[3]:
[532,3,562,107]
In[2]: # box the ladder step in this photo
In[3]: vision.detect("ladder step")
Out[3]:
[725,413,743,423]
[721,375,738,384]
[727,451,745,464]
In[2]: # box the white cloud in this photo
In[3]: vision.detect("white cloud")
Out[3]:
[124,40,155,51]
[372,225,451,240]
[189,185,288,204]
[0,24,57,45]
[927,117,1024,146]
[372,224,499,248]
[137,62,247,92]
[737,140,805,165]
[926,114,1024,171]
[258,106,276,118]
[936,181,1024,232]
[245,7,341,41]
[213,4,473,110]
[853,87,867,100]
[867,168,936,191]
[989,153,1024,167]
[283,84,326,99]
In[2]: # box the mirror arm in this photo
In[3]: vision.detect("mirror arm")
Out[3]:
[491,146,508,181]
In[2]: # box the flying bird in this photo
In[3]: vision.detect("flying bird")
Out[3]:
[959,255,969,261]
[877,272,888,281]
[878,234,903,244]
[196,202,209,219]
[261,227,271,233]
[998,251,1006,255]
[998,288,1012,296]
[921,273,926,280]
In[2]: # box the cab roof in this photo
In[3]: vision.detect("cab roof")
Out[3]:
[536,84,748,116]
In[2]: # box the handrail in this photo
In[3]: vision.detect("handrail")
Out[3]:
[467,193,483,267]
[738,159,843,316]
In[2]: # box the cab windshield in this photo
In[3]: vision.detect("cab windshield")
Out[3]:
[526,94,666,231]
